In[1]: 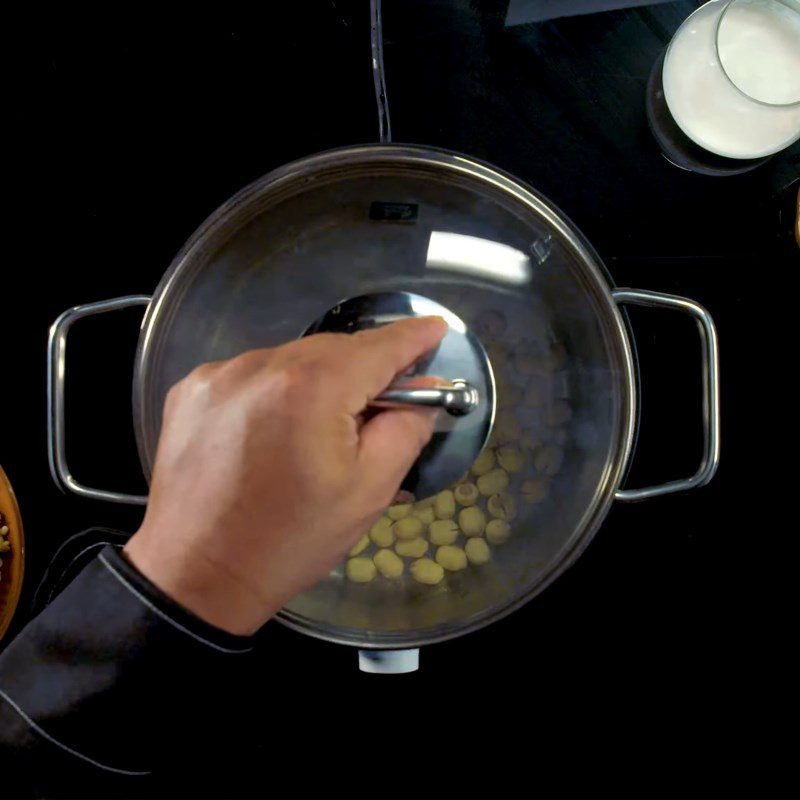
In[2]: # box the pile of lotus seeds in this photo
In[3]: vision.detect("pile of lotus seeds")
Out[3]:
[344,320,571,587]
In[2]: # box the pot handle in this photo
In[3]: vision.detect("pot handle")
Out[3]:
[48,296,152,505]
[358,648,419,673]
[612,288,720,502]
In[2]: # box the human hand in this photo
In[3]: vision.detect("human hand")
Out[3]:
[124,317,447,635]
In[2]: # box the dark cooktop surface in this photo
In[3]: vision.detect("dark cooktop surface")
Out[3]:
[4,1,798,797]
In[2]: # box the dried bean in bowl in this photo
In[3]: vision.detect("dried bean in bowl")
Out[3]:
[411,558,445,585]
[477,468,510,496]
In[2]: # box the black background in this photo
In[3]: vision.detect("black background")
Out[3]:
[3,1,799,797]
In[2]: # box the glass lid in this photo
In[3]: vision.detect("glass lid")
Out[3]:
[135,145,634,646]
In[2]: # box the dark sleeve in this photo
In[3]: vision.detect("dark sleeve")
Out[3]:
[0,545,254,792]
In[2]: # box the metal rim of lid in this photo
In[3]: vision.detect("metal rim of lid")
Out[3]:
[132,144,637,648]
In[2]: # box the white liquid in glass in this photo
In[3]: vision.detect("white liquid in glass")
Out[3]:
[663,0,800,159]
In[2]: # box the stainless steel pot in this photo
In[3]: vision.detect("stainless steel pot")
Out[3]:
[48,145,719,670]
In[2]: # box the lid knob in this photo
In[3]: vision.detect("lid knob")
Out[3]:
[370,379,479,417]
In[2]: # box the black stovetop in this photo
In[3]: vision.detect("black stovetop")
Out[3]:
[4,1,798,797]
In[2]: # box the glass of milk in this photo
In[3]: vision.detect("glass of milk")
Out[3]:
[663,0,800,160]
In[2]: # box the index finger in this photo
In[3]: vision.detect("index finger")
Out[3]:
[344,317,449,410]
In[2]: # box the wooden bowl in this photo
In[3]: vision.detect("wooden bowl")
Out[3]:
[0,464,25,642]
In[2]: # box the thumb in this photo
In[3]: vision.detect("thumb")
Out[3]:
[357,405,439,500]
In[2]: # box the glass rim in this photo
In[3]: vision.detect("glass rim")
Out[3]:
[715,0,800,108]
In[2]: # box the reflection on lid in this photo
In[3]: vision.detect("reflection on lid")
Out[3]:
[425,231,532,286]
[368,308,466,334]
[408,293,466,333]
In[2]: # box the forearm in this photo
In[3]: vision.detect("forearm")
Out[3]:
[0,545,254,786]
